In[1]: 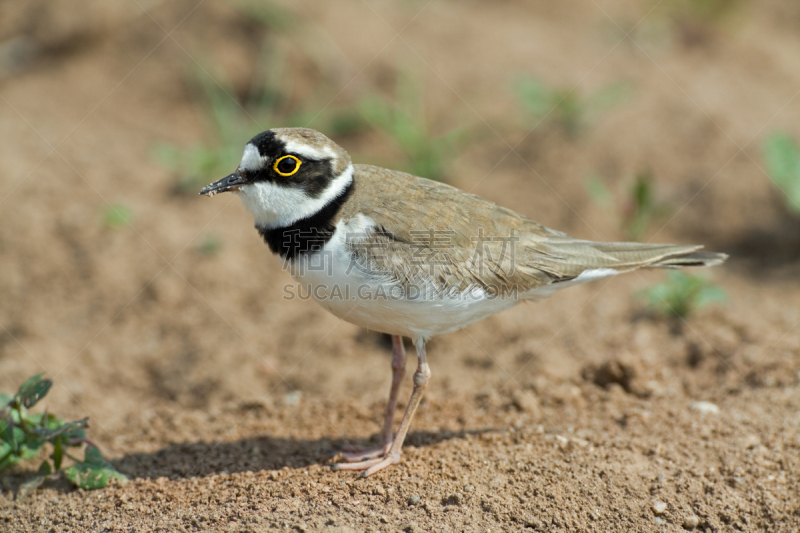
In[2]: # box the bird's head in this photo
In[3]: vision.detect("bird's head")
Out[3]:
[201,128,353,229]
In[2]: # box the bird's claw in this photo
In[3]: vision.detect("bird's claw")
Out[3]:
[331,452,401,477]
[338,442,392,462]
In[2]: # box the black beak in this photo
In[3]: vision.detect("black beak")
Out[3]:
[199,173,247,197]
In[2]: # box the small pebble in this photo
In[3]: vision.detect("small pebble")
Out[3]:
[683,515,700,529]
[284,391,302,406]
[690,401,719,415]
[464,485,475,492]
[654,517,666,525]
[408,495,421,505]
[652,501,668,514]
[741,434,760,449]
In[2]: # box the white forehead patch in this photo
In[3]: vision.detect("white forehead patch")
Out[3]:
[239,143,266,171]
[280,138,336,161]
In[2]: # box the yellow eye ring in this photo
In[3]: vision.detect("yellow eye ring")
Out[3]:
[273,155,302,176]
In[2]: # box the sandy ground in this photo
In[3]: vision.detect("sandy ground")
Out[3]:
[1,0,800,531]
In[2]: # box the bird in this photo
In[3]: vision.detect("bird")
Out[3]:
[200,127,727,477]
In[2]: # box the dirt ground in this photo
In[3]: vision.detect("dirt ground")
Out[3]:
[2,0,800,531]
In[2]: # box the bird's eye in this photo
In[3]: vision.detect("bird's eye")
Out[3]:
[274,155,301,176]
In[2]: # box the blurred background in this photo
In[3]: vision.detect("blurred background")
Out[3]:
[1,0,800,527]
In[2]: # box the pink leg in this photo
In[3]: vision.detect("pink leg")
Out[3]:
[334,337,431,476]
[340,335,406,462]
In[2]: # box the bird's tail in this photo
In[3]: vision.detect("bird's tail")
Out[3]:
[535,239,728,277]
[519,240,727,301]
[648,250,728,268]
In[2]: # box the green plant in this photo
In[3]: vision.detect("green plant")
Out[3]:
[675,0,742,22]
[1,374,126,498]
[763,132,800,214]
[640,271,726,319]
[196,235,223,256]
[102,204,133,229]
[515,76,628,138]
[358,74,467,181]
[155,52,365,195]
[230,0,294,32]
[665,0,744,27]
[154,64,261,196]
[585,170,669,241]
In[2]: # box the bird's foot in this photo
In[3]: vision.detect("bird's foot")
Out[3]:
[338,442,392,463]
[331,451,401,477]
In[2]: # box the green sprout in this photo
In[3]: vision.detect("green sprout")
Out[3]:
[154,64,261,196]
[763,132,800,214]
[196,235,223,256]
[666,0,744,26]
[102,204,133,229]
[1,374,126,498]
[230,0,294,32]
[585,170,670,241]
[358,74,467,181]
[640,271,726,319]
[673,0,743,23]
[514,76,629,138]
[155,50,365,195]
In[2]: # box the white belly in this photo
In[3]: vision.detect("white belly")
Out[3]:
[286,216,521,340]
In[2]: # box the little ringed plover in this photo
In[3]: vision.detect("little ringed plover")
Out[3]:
[201,127,727,477]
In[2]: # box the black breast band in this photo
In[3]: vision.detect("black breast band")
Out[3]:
[257,181,355,260]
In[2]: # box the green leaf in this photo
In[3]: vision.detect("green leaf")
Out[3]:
[515,77,553,117]
[0,442,16,470]
[231,0,294,32]
[0,418,17,453]
[0,393,12,407]
[641,271,726,319]
[695,286,727,308]
[18,475,45,499]
[586,81,630,115]
[196,235,223,256]
[0,417,12,442]
[53,439,63,471]
[584,174,613,208]
[83,445,107,465]
[63,447,127,490]
[64,465,127,490]
[103,205,133,229]
[17,374,52,409]
[31,418,88,441]
[763,132,800,213]
[37,460,52,476]
[18,438,45,460]
[28,412,67,431]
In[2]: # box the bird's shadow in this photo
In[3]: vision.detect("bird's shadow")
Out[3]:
[684,202,800,278]
[2,428,496,496]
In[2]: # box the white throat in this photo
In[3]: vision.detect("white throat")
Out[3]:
[238,164,354,229]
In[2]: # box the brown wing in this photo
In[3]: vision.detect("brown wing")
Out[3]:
[340,165,726,296]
